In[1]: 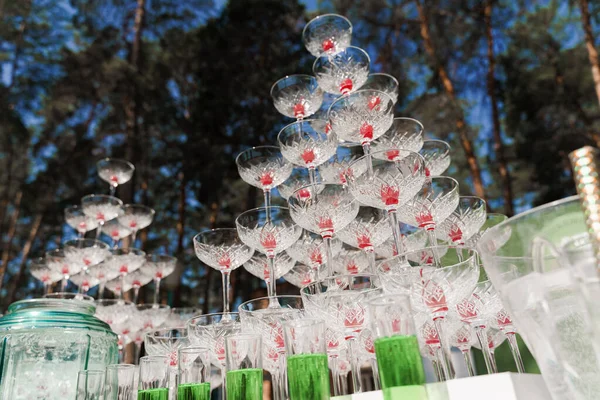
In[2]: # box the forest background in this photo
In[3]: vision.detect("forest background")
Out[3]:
[1,0,599,321]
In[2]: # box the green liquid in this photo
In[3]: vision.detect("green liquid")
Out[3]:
[382,385,428,400]
[137,388,169,400]
[177,382,211,400]
[226,368,263,400]
[287,353,330,400]
[375,335,426,389]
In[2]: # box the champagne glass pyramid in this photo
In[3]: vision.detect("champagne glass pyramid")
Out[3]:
[193,228,253,314]
[238,296,305,400]
[144,253,178,304]
[46,248,80,291]
[65,205,98,238]
[371,118,424,159]
[277,119,338,184]
[420,140,451,178]
[288,183,359,276]
[29,257,62,294]
[347,149,426,257]
[361,73,399,103]
[319,146,367,185]
[236,146,293,210]
[101,218,132,248]
[285,230,342,279]
[436,196,487,245]
[397,245,479,380]
[95,299,136,360]
[375,224,428,259]
[302,13,352,57]
[69,271,101,295]
[336,207,392,272]
[271,75,324,120]
[328,90,394,171]
[118,204,155,244]
[63,239,110,284]
[104,247,146,299]
[313,46,370,95]
[235,206,302,305]
[81,194,124,238]
[396,176,460,260]
[243,252,296,286]
[96,157,135,196]
[277,168,323,200]
[105,268,152,303]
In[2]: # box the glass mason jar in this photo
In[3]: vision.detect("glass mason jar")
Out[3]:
[0,299,118,399]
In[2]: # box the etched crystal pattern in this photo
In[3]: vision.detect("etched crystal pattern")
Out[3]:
[371,119,424,159]
[285,232,342,267]
[319,153,367,185]
[283,263,316,288]
[333,248,370,275]
[336,208,392,250]
[194,240,253,272]
[243,252,296,281]
[237,155,293,191]
[396,179,459,229]
[188,316,242,367]
[436,197,486,244]
[272,79,324,119]
[313,48,369,95]
[303,15,352,57]
[279,120,338,168]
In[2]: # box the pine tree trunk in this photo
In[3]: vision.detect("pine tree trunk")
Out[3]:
[6,211,43,305]
[415,0,488,202]
[0,190,23,292]
[579,0,600,110]
[484,0,514,216]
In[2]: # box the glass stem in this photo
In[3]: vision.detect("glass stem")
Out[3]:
[110,185,116,196]
[371,358,381,390]
[431,358,443,382]
[387,210,405,257]
[61,277,67,292]
[96,222,102,239]
[462,350,476,377]
[221,367,227,400]
[98,282,105,300]
[426,229,442,265]
[134,342,142,365]
[264,189,271,223]
[323,236,334,277]
[433,317,454,380]
[153,278,161,304]
[221,271,230,313]
[366,250,376,273]
[266,255,280,308]
[131,230,137,247]
[308,166,317,186]
[120,274,126,299]
[362,142,374,178]
[506,332,525,373]
[43,283,51,295]
[133,287,140,304]
[330,356,342,396]
[347,337,363,393]
[272,369,284,400]
[489,349,498,374]
[474,326,497,374]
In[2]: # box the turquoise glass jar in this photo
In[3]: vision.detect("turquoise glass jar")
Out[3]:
[0,299,118,399]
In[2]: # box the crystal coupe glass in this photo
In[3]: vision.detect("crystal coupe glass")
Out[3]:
[97,158,135,196]
[302,14,352,57]
[271,75,324,120]
[313,46,370,95]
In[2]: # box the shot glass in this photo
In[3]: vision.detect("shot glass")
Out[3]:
[76,370,105,400]
[225,334,263,400]
[104,364,136,400]
[283,318,330,400]
[178,346,212,400]
[137,355,170,400]
[369,295,426,398]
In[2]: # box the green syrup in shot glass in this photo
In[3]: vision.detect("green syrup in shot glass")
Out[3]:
[375,335,426,389]
[226,368,263,400]
[287,353,330,400]
[177,382,211,400]
[137,387,169,400]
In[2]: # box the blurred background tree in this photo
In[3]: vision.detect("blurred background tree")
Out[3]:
[0,0,599,330]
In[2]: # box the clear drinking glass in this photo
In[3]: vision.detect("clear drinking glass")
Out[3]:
[313,46,370,95]
[271,75,324,119]
[319,146,366,185]
[225,334,263,400]
[420,140,451,178]
[236,206,301,305]
[277,168,321,200]
[29,257,61,294]
[285,231,342,280]
[194,228,255,314]
[361,73,400,104]
[333,247,371,275]
[118,204,156,244]
[76,370,105,400]
[236,146,293,211]
[144,254,177,304]
[104,364,136,400]
[371,118,424,158]
[137,355,170,400]
[46,248,80,291]
[283,319,330,400]
[101,219,133,248]
[178,346,211,400]
[97,158,135,196]
[283,262,317,288]
[277,119,338,184]
[243,252,296,288]
[104,248,146,299]
[238,296,304,400]
[64,238,111,293]
[435,196,487,245]
[288,183,359,277]
[65,205,99,237]
[81,194,124,239]
[302,14,352,57]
